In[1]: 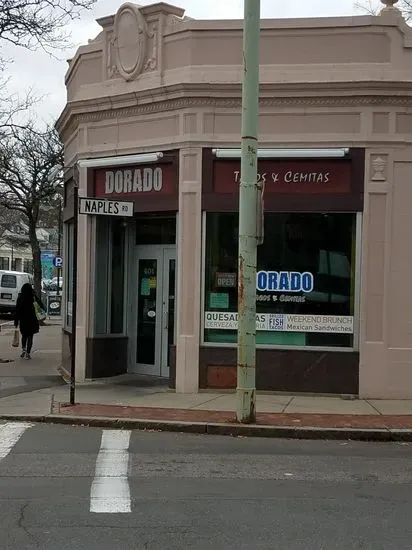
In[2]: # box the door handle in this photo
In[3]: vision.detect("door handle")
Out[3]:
[163,309,169,329]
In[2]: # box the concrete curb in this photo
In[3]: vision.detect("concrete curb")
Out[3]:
[2,413,412,441]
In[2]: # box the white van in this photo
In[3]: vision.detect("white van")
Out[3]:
[0,270,34,315]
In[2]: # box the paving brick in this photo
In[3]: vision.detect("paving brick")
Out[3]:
[55,402,412,430]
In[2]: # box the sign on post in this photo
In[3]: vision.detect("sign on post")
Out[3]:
[53,256,63,268]
[47,294,62,317]
[79,197,134,217]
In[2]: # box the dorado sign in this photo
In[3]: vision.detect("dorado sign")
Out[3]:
[257,271,314,293]
[94,163,176,198]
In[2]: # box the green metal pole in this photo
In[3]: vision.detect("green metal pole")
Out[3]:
[236,0,260,423]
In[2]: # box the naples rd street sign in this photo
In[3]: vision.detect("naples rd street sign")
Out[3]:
[79,197,134,217]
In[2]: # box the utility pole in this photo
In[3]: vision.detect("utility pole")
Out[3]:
[236,0,261,423]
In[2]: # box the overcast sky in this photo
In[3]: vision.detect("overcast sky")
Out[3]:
[6,0,384,125]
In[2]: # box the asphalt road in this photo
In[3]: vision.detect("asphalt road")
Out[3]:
[1,422,412,550]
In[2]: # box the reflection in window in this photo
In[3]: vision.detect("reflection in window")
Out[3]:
[136,216,176,245]
[204,213,357,348]
[110,220,125,333]
[95,218,109,334]
[94,217,126,335]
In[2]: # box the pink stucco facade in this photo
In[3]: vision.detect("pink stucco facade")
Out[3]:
[57,2,412,398]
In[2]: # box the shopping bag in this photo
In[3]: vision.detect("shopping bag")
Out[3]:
[34,300,46,321]
[12,329,19,348]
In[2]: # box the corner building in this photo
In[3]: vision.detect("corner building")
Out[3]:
[57,2,412,398]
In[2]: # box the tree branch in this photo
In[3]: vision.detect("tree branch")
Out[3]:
[355,0,412,20]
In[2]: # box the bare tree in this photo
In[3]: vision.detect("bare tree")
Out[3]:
[355,0,412,19]
[0,0,96,137]
[0,0,96,51]
[0,125,63,296]
[0,84,35,142]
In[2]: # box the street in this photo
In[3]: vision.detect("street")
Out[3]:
[1,423,412,549]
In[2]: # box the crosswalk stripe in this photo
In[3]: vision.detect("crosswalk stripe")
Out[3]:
[90,429,131,514]
[0,422,33,460]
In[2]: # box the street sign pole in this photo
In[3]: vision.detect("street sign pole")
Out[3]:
[236,0,261,424]
[70,165,79,406]
[56,198,62,296]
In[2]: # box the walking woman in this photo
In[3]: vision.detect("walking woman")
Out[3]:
[14,283,42,360]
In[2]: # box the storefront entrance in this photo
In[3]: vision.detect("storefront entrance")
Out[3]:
[131,245,176,377]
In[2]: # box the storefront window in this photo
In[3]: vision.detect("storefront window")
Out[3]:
[94,217,126,335]
[95,218,109,334]
[110,220,126,333]
[204,213,357,348]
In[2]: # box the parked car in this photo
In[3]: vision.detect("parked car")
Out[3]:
[42,277,63,293]
[0,270,34,314]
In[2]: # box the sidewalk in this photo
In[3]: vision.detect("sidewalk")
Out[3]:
[2,323,412,439]
[0,318,64,407]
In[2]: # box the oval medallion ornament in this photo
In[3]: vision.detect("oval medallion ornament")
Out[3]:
[113,3,147,81]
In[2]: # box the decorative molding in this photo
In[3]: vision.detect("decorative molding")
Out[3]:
[107,31,120,79]
[112,3,148,81]
[371,155,388,181]
[64,95,412,123]
[144,24,158,72]
[380,0,399,10]
[167,14,184,27]
[57,93,412,137]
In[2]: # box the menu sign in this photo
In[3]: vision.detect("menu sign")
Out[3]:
[213,160,352,195]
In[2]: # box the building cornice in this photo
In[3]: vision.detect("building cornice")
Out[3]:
[56,87,412,136]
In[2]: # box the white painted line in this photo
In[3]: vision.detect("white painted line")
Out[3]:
[90,430,131,514]
[0,422,33,460]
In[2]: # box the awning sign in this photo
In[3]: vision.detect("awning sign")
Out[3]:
[79,197,134,217]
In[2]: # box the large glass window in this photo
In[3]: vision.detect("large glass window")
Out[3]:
[110,220,126,333]
[94,218,126,335]
[95,218,110,334]
[204,213,357,348]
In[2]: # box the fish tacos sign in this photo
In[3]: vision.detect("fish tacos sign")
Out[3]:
[204,312,354,334]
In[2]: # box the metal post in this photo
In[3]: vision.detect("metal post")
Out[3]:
[236,0,260,423]
[56,198,62,297]
[70,170,79,405]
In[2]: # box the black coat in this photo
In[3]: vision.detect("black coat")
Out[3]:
[14,294,40,335]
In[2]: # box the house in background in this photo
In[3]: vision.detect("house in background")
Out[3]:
[0,220,59,274]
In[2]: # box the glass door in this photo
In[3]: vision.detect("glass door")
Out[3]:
[134,246,176,377]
